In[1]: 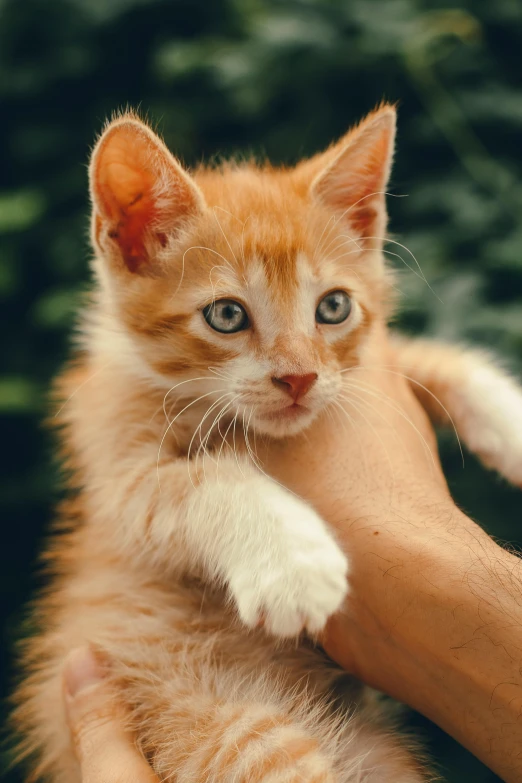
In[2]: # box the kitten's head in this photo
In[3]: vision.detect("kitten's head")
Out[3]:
[88,106,396,437]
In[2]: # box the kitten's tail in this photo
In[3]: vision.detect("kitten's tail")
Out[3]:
[390,334,522,487]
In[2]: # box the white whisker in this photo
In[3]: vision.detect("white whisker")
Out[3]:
[166,243,188,304]
[361,236,442,302]
[216,397,242,478]
[339,383,437,471]
[321,192,407,257]
[339,381,410,457]
[187,393,234,487]
[380,247,427,282]
[320,192,407,259]
[208,365,236,381]
[213,205,243,226]
[312,214,336,264]
[195,396,236,486]
[320,229,362,262]
[232,411,244,477]
[156,389,227,490]
[180,245,234,271]
[240,406,299,496]
[162,376,222,407]
[321,236,362,263]
[213,208,238,268]
[340,364,464,466]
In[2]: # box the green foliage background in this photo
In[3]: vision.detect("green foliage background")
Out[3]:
[1,0,521,780]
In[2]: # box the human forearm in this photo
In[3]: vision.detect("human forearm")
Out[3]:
[324,503,522,782]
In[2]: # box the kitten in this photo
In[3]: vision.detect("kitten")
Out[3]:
[11,105,522,783]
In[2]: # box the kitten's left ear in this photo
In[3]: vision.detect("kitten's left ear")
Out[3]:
[310,105,396,243]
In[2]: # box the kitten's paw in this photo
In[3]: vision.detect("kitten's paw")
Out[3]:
[228,492,349,638]
[460,362,522,487]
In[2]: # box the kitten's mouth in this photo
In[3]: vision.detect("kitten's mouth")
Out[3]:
[258,403,310,422]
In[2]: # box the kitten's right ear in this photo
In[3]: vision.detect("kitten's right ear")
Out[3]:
[89,114,205,274]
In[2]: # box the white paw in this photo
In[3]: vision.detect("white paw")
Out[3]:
[462,363,522,487]
[228,490,349,638]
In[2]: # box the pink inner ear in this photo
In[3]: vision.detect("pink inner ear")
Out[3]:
[103,182,159,274]
[312,108,395,240]
[106,203,156,273]
[92,120,201,273]
[322,174,382,239]
[352,206,377,237]
[327,156,387,237]
[94,129,161,272]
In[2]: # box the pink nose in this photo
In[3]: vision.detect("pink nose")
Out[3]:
[272,373,318,402]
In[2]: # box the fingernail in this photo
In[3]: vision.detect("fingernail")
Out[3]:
[64,646,106,697]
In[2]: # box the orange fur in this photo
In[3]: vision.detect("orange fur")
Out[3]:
[11,105,522,783]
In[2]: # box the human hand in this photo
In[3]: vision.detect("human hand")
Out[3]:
[64,646,158,783]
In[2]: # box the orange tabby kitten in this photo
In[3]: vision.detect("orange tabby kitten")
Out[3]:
[12,105,522,783]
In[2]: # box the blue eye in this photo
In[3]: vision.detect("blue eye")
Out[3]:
[203,299,249,334]
[316,290,352,324]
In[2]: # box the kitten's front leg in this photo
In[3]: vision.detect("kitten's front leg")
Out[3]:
[185,465,349,638]
[90,448,348,638]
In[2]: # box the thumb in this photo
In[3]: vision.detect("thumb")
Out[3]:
[63,646,158,783]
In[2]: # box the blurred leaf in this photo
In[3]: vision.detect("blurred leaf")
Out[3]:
[31,287,82,329]
[0,190,45,233]
[0,377,41,412]
[0,250,18,297]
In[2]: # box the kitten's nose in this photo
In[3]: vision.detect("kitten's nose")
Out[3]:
[272,373,318,402]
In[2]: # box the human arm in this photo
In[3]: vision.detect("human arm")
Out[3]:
[260,333,522,782]
[325,501,522,783]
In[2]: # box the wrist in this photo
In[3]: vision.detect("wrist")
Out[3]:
[325,502,497,685]
[324,500,465,681]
